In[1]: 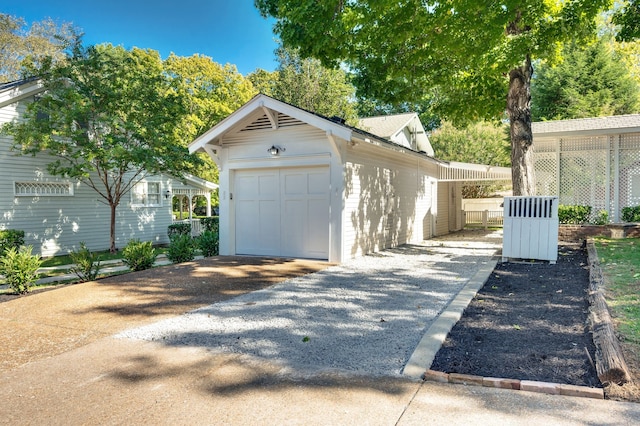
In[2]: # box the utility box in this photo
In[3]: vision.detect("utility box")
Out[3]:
[502,196,559,263]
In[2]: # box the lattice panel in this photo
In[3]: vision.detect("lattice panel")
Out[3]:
[533,139,557,153]
[560,136,609,151]
[618,144,640,211]
[559,150,608,213]
[14,181,72,196]
[534,152,557,196]
[534,131,640,221]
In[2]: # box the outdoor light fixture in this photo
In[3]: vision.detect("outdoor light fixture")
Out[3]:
[267,145,285,156]
[164,190,171,199]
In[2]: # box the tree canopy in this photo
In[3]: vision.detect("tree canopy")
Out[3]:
[256,0,612,195]
[532,36,640,120]
[3,43,201,252]
[249,46,359,124]
[613,0,640,41]
[0,13,79,83]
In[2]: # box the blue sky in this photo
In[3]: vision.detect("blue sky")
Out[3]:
[2,0,279,75]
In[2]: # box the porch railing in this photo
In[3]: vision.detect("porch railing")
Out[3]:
[172,218,202,237]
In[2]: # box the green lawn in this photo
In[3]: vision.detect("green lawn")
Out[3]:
[594,238,640,345]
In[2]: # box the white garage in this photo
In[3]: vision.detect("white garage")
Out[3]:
[189,94,510,263]
[234,167,330,259]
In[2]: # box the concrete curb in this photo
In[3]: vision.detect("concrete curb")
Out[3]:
[402,258,498,378]
[424,370,605,400]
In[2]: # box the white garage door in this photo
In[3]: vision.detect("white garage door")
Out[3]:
[234,167,330,259]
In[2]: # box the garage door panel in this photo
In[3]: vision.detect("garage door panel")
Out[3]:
[235,167,329,260]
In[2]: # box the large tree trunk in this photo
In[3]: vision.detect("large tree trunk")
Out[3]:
[507,55,535,196]
[109,203,117,253]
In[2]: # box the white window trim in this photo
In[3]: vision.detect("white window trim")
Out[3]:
[131,181,164,208]
[14,181,74,197]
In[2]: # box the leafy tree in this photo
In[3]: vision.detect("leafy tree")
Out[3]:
[3,43,201,253]
[532,37,640,120]
[0,13,79,83]
[247,67,278,96]
[256,0,612,195]
[249,46,359,123]
[613,0,640,41]
[166,54,256,209]
[430,121,511,198]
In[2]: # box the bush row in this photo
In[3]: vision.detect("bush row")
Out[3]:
[0,222,220,295]
[558,204,640,225]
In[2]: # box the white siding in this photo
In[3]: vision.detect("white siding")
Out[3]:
[436,182,450,236]
[1,98,174,257]
[343,144,437,259]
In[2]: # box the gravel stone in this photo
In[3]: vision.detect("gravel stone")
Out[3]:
[116,229,502,377]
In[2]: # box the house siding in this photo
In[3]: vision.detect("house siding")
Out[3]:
[1,97,174,257]
[343,143,437,259]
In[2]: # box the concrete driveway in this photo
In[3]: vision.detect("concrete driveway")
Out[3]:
[1,230,639,425]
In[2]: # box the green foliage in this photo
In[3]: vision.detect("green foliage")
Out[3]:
[613,0,640,42]
[430,120,511,198]
[532,37,640,121]
[168,222,191,238]
[592,210,610,225]
[198,230,219,257]
[121,239,157,272]
[166,234,195,263]
[558,205,592,224]
[200,217,219,233]
[0,13,79,82]
[69,242,101,282]
[0,245,41,294]
[0,229,25,256]
[622,205,640,222]
[2,43,202,253]
[248,46,359,125]
[256,0,610,123]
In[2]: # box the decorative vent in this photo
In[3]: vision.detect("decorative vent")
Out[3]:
[15,181,73,196]
[240,113,304,132]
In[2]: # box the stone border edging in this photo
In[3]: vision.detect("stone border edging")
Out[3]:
[402,259,498,378]
[423,370,604,399]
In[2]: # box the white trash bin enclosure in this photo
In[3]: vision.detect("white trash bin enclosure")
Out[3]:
[502,196,559,264]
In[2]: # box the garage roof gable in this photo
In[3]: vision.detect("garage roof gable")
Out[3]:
[189,94,353,153]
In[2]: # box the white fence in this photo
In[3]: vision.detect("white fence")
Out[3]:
[463,210,504,228]
[502,196,559,263]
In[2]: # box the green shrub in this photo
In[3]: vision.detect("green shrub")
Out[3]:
[198,230,219,257]
[591,210,610,225]
[621,206,640,222]
[167,222,191,239]
[0,229,25,256]
[167,234,195,263]
[200,217,219,233]
[558,205,592,224]
[69,242,101,282]
[122,239,157,271]
[0,245,42,294]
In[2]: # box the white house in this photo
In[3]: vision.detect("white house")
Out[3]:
[0,78,217,257]
[189,94,510,262]
[533,114,640,222]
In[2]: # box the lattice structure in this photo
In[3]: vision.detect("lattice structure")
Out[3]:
[534,132,640,221]
[14,181,72,196]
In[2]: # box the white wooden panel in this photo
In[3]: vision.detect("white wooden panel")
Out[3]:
[235,170,280,256]
[503,196,559,263]
[234,167,329,259]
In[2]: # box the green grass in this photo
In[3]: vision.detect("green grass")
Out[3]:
[594,238,640,345]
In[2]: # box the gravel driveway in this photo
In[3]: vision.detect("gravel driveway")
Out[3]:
[117,230,502,377]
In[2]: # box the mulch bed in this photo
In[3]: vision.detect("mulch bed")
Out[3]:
[431,243,601,388]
